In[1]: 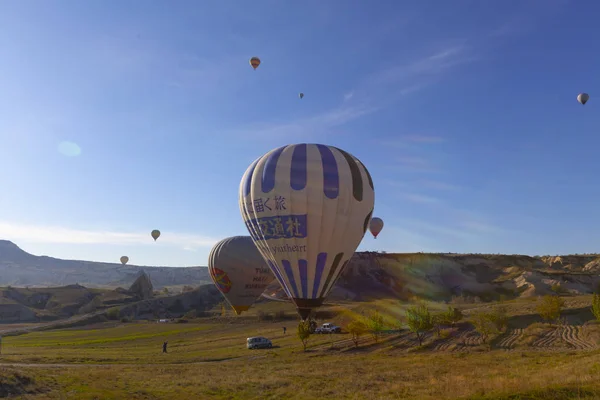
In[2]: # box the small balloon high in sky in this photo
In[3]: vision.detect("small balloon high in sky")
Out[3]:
[151,230,161,241]
[578,93,590,105]
[249,57,261,70]
[369,217,384,239]
[239,143,375,320]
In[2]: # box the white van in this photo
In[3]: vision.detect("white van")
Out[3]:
[246,336,273,350]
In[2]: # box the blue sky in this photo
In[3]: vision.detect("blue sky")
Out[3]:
[0,0,598,267]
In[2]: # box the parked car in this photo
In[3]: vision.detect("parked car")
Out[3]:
[314,323,342,334]
[246,336,273,349]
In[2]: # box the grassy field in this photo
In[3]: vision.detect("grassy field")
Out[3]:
[2,297,600,399]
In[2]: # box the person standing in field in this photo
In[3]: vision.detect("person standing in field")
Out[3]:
[162,341,168,353]
[283,327,286,335]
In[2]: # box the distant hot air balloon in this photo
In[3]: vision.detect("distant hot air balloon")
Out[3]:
[369,217,384,239]
[151,230,161,241]
[299,93,304,99]
[239,144,375,320]
[249,57,261,70]
[120,256,129,265]
[208,236,275,315]
[578,93,590,105]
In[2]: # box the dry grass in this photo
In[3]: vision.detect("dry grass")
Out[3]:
[1,295,599,399]
[0,319,599,399]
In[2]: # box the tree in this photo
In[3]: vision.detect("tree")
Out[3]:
[347,320,368,347]
[592,294,600,322]
[432,313,444,337]
[536,295,565,323]
[489,305,509,332]
[107,307,120,320]
[445,306,463,327]
[405,303,434,346]
[297,320,312,352]
[471,311,498,344]
[368,310,385,343]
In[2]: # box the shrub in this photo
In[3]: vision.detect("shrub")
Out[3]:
[368,310,385,343]
[297,320,312,352]
[405,303,434,346]
[471,311,498,344]
[592,294,600,322]
[107,307,120,320]
[347,320,368,347]
[536,295,565,323]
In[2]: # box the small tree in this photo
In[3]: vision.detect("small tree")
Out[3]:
[368,310,385,343]
[432,313,443,337]
[489,305,509,332]
[405,303,434,346]
[445,306,463,327]
[536,295,565,323]
[107,307,120,320]
[592,294,600,322]
[471,311,497,343]
[297,320,311,352]
[347,320,368,347]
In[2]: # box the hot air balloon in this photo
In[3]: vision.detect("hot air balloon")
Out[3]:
[299,93,304,99]
[208,236,275,315]
[239,144,375,320]
[578,93,590,105]
[369,217,384,239]
[151,230,160,241]
[120,256,129,265]
[249,57,261,70]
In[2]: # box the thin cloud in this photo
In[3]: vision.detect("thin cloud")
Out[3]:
[0,221,219,251]
[229,103,378,140]
[402,193,441,204]
[343,91,354,102]
[393,156,440,173]
[421,180,461,191]
[367,45,475,87]
[375,135,446,149]
[402,135,445,144]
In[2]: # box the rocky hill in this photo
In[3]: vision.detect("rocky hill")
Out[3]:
[264,252,600,303]
[0,240,210,289]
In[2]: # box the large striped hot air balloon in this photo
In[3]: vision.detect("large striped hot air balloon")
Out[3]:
[239,144,375,319]
[208,236,275,315]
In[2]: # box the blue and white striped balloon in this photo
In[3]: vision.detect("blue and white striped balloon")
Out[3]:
[239,144,375,319]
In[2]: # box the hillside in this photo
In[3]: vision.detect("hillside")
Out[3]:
[0,281,223,324]
[3,239,600,305]
[0,240,210,289]
[265,251,600,303]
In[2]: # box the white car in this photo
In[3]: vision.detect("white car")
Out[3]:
[314,323,342,334]
[247,336,273,349]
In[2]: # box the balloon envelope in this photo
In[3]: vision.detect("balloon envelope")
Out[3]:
[369,217,384,238]
[239,144,375,319]
[208,236,275,315]
[120,256,129,265]
[578,93,589,105]
[249,57,261,70]
[151,230,161,241]
[299,93,304,99]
